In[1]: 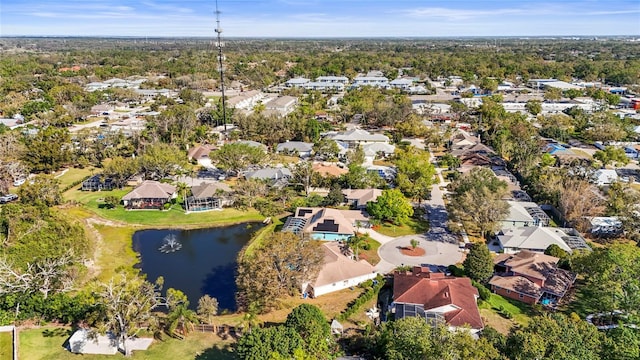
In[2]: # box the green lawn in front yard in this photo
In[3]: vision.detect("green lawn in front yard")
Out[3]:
[56,167,96,190]
[374,217,429,237]
[18,327,236,360]
[478,293,533,326]
[358,239,381,265]
[64,188,263,227]
[0,331,12,360]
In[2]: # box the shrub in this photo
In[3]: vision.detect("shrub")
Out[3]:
[471,280,491,301]
[103,195,120,209]
[163,202,172,210]
[337,276,384,321]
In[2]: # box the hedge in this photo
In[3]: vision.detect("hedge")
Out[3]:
[336,275,385,322]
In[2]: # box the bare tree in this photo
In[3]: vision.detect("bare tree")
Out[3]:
[95,274,165,357]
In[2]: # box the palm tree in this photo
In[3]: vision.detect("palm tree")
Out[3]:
[166,303,200,338]
[348,233,368,261]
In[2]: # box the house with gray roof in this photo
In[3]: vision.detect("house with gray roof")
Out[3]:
[282,207,369,241]
[276,141,314,158]
[329,129,389,148]
[245,167,292,184]
[185,182,232,212]
[496,226,589,254]
[501,201,551,229]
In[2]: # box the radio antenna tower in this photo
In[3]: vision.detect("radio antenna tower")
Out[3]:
[215,0,227,132]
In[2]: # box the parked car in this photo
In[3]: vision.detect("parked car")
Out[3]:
[0,194,18,204]
[12,178,25,187]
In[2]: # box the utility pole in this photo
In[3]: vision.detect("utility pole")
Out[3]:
[215,0,227,133]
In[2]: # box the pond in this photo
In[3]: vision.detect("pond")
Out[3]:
[132,223,261,312]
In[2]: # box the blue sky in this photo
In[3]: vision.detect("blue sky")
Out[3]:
[1,0,639,37]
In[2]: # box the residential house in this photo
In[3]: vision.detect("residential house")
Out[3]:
[226,90,264,111]
[352,76,389,88]
[188,144,217,168]
[236,140,268,152]
[122,181,176,210]
[276,141,314,158]
[501,201,551,228]
[329,129,389,148]
[343,189,383,209]
[81,174,115,191]
[362,142,395,162]
[185,182,232,212]
[589,216,623,237]
[389,78,414,91]
[624,145,640,159]
[265,96,298,116]
[391,267,484,334]
[245,167,292,182]
[134,89,173,100]
[312,163,348,178]
[303,81,345,92]
[315,76,349,84]
[496,226,590,254]
[282,207,369,241]
[489,251,577,306]
[90,104,113,115]
[593,169,619,186]
[302,242,377,298]
[285,77,311,88]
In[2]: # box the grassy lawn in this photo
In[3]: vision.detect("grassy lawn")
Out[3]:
[242,215,285,258]
[18,327,236,360]
[0,331,11,360]
[56,167,96,190]
[358,239,381,265]
[375,217,429,237]
[478,293,533,327]
[64,188,263,227]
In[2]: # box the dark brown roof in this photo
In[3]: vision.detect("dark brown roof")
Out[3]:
[188,144,216,160]
[393,267,484,330]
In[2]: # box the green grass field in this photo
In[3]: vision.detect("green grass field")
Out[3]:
[64,188,263,227]
[358,239,381,265]
[0,331,12,360]
[56,167,96,190]
[18,327,236,360]
[374,217,429,237]
[478,293,533,326]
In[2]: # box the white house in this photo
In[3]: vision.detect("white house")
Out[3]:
[593,169,619,186]
[352,76,389,88]
[226,90,265,111]
[276,141,314,158]
[265,96,298,116]
[302,242,377,298]
[497,226,574,254]
[285,77,310,88]
[501,201,551,229]
[329,129,389,148]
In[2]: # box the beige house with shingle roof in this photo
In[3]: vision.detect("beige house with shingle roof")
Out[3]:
[302,242,377,297]
[122,181,176,210]
[343,189,383,209]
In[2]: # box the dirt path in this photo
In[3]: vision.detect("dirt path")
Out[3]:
[81,216,128,279]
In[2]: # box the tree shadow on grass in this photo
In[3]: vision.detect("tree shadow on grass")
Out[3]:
[194,343,236,360]
[42,328,73,338]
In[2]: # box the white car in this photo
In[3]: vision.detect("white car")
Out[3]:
[13,179,25,187]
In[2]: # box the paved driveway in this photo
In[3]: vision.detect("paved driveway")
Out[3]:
[377,235,462,273]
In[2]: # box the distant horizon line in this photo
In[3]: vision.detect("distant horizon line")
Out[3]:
[2,34,639,40]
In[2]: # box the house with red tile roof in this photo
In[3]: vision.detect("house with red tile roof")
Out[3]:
[489,251,576,306]
[391,267,484,334]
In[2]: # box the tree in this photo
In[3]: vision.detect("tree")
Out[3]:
[165,297,199,337]
[345,145,365,166]
[605,183,640,241]
[322,184,344,207]
[544,244,568,259]
[285,304,334,358]
[18,175,62,207]
[463,243,494,283]
[103,156,139,188]
[558,176,604,232]
[340,164,384,189]
[378,317,500,360]
[394,147,436,202]
[236,325,305,360]
[312,138,340,161]
[366,189,414,225]
[94,274,165,357]
[573,244,640,321]
[593,146,630,167]
[448,167,509,238]
[290,161,316,197]
[233,178,269,209]
[196,295,219,325]
[211,142,268,176]
[505,313,604,360]
[525,99,542,115]
[543,87,562,102]
[236,232,323,312]
[410,239,419,249]
[348,232,368,261]
[21,126,72,173]
[138,143,186,179]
